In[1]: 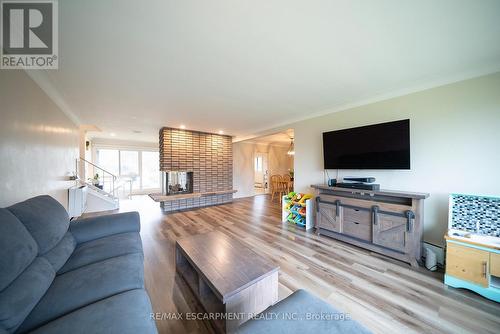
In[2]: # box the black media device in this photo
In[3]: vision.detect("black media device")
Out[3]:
[323,119,410,169]
[335,182,380,191]
[343,177,376,183]
[327,178,337,187]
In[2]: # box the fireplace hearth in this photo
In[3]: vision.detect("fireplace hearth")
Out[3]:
[162,171,193,196]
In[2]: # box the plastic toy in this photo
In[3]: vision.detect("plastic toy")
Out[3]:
[282,193,314,229]
[295,215,306,226]
[297,193,313,205]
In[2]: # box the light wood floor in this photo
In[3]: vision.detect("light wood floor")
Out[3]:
[117,195,500,334]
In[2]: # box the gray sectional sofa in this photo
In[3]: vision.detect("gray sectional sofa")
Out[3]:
[0,195,157,334]
[238,289,371,334]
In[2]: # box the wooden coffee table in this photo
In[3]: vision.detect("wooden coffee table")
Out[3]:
[175,231,279,333]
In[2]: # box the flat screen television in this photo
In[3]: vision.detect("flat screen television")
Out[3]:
[323,119,410,169]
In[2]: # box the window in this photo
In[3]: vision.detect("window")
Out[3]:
[96,149,119,175]
[142,151,160,189]
[120,151,139,176]
[95,149,119,193]
[95,147,160,193]
[255,156,263,172]
[120,150,140,190]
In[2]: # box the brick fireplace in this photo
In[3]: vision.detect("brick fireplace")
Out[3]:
[162,171,193,196]
[151,127,234,212]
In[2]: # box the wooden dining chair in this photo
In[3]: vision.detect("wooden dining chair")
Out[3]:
[270,175,283,202]
[282,174,292,194]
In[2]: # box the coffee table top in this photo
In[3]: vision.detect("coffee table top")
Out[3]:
[176,231,279,302]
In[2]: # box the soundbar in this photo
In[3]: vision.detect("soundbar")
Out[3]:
[343,177,376,183]
[335,182,380,191]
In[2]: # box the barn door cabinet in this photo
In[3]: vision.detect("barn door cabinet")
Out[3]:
[312,184,429,267]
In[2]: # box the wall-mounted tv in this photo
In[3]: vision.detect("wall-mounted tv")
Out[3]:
[323,119,410,170]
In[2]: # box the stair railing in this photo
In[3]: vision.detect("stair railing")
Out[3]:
[76,158,117,197]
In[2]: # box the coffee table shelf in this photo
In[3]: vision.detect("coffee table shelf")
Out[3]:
[175,231,279,333]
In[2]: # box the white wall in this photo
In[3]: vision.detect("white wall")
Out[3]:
[289,72,500,246]
[233,142,293,198]
[268,145,293,177]
[233,142,257,198]
[0,71,79,209]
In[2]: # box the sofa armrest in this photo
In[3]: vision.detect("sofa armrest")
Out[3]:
[70,212,140,244]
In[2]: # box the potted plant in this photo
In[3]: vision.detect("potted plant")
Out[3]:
[288,169,294,181]
[90,173,103,190]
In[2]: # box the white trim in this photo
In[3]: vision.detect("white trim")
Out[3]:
[233,140,289,148]
[91,138,158,151]
[243,140,289,148]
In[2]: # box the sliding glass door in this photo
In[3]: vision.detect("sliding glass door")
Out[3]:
[142,151,160,190]
[120,150,140,190]
[95,148,160,194]
[93,149,119,193]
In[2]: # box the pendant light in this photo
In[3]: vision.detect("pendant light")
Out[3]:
[287,137,295,155]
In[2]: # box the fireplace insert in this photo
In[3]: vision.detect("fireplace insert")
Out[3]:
[162,171,193,196]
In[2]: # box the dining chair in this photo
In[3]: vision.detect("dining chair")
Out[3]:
[270,175,283,202]
[282,174,292,193]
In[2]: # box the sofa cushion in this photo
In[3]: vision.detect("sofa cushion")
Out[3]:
[0,209,38,291]
[0,257,54,334]
[69,212,140,244]
[58,232,143,275]
[7,196,69,254]
[42,232,76,272]
[17,253,145,333]
[28,289,157,334]
[237,289,371,334]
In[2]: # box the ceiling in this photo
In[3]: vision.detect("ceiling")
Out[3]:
[30,0,500,142]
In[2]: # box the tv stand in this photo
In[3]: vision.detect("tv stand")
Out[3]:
[311,184,429,267]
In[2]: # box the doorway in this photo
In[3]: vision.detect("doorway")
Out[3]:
[233,129,294,198]
[254,152,269,195]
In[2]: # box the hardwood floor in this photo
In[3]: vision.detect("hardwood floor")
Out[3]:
[118,195,500,334]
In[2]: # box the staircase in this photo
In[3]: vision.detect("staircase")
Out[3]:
[75,158,132,213]
[85,183,119,212]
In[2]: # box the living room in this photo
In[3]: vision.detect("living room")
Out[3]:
[1,1,500,334]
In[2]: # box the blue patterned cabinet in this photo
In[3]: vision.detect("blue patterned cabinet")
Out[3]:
[445,194,500,303]
[448,194,500,237]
